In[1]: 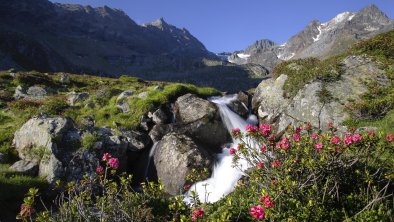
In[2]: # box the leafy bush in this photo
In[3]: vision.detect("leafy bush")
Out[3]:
[20,124,394,221]
[201,123,394,221]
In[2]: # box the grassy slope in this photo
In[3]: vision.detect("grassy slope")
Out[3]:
[273,30,394,133]
[0,71,221,220]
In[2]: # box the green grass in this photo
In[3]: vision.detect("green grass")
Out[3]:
[343,109,394,134]
[0,164,48,221]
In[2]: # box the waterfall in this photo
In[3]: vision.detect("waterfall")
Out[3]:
[184,95,257,203]
[143,142,159,179]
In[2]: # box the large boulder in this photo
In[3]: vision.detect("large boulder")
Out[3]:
[252,74,289,124]
[12,116,79,182]
[153,133,212,195]
[252,55,388,132]
[175,94,217,124]
[174,94,230,150]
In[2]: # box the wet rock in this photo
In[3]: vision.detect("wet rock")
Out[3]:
[153,133,212,195]
[122,130,152,151]
[174,93,217,124]
[152,107,171,125]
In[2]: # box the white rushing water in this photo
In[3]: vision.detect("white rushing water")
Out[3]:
[184,95,257,203]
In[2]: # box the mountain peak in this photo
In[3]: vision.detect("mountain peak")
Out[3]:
[356,4,390,22]
[147,17,171,29]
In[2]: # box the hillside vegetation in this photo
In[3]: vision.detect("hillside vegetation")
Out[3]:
[273,30,394,133]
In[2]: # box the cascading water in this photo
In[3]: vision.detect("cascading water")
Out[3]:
[184,94,258,203]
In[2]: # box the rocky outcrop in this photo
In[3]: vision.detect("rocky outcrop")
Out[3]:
[12,116,78,182]
[14,85,49,100]
[252,55,388,132]
[153,133,212,195]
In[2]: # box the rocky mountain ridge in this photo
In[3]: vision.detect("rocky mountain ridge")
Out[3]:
[229,4,394,70]
[0,0,270,92]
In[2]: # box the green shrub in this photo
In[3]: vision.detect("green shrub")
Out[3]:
[81,132,99,150]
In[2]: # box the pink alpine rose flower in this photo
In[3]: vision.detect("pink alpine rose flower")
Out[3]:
[260,145,267,152]
[107,157,119,169]
[257,162,264,169]
[272,160,281,168]
[260,124,271,136]
[293,134,301,142]
[250,205,265,220]
[295,127,302,134]
[246,124,258,133]
[352,134,362,142]
[102,153,112,162]
[192,208,204,221]
[260,194,274,208]
[330,136,341,145]
[344,134,353,145]
[232,128,241,135]
[96,166,104,173]
[315,143,323,150]
[387,133,394,142]
[229,148,236,155]
[311,133,319,140]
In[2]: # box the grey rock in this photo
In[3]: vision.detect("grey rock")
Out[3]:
[253,74,289,124]
[14,85,49,100]
[12,116,77,182]
[116,90,134,103]
[154,85,164,91]
[67,92,89,106]
[140,115,153,131]
[10,160,38,176]
[137,91,149,99]
[0,153,6,163]
[27,86,48,98]
[152,108,171,125]
[59,73,70,84]
[153,133,212,195]
[116,102,130,113]
[66,149,99,181]
[149,124,174,142]
[174,94,217,124]
[122,130,152,151]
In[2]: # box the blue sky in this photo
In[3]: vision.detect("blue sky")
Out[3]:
[50,0,394,53]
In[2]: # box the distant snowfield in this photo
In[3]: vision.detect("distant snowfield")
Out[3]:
[237,53,250,59]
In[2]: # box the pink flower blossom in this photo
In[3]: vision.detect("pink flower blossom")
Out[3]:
[107,157,119,169]
[272,160,281,168]
[315,143,323,150]
[250,205,265,220]
[260,145,267,152]
[192,208,204,221]
[387,133,394,142]
[229,148,236,155]
[269,134,275,141]
[311,133,319,140]
[260,124,271,136]
[96,166,104,173]
[102,153,112,162]
[295,127,302,134]
[281,137,290,149]
[260,194,274,208]
[344,134,353,145]
[330,136,341,145]
[293,134,301,142]
[352,134,362,142]
[184,184,191,190]
[232,128,241,135]
[275,142,282,149]
[246,124,258,133]
[257,162,264,169]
